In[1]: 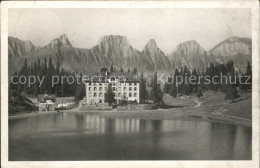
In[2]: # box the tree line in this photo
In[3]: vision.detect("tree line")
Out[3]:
[163,60,252,101]
[9,58,85,100]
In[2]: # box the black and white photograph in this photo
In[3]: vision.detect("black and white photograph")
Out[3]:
[1,1,259,168]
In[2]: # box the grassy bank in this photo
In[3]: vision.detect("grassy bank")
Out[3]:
[9,91,252,127]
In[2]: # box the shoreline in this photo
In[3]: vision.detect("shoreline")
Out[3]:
[9,108,252,127]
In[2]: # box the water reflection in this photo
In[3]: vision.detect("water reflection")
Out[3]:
[9,113,252,160]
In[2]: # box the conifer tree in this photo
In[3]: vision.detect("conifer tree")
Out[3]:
[149,72,164,104]
[105,83,116,106]
[139,72,147,103]
[244,62,252,91]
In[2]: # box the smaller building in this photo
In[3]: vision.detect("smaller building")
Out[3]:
[37,94,56,111]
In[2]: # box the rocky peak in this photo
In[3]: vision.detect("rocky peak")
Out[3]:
[226,36,240,42]
[24,40,35,52]
[46,34,72,49]
[58,34,71,46]
[145,39,157,48]
[98,35,132,58]
[99,35,130,48]
[143,39,164,54]
[142,39,171,70]
[173,40,205,56]
[8,37,35,58]
[210,36,252,56]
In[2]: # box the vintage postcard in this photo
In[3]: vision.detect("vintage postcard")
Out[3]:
[1,1,259,168]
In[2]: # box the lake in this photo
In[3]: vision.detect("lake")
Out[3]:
[9,112,252,160]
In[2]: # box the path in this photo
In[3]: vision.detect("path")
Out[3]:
[194,99,203,107]
[73,100,83,110]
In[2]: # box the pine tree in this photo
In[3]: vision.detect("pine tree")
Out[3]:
[244,62,252,91]
[163,76,172,93]
[104,84,116,106]
[197,87,203,99]
[119,66,124,73]
[149,72,164,104]
[139,72,147,104]
[110,65,114,73]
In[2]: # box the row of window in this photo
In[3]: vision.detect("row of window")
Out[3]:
[88,82,138,86]
[89,98,139,104]
[88,87,138,92]
[88,92,138,98]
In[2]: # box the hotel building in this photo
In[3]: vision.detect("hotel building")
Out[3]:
[85,72,140,105]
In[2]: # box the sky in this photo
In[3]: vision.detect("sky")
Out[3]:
[9,8,251,54]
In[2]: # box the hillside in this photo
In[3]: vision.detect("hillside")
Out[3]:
[9,90,38,115]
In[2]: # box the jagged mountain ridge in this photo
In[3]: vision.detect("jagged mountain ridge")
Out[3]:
[8,34,252,76]
[168,40,215,70]
[210,36,251,57]
[209,36,252,70]
[142,39,171,70]
[8,35,161,75]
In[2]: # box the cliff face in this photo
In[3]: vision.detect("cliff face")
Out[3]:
[210,36,251,57]
[91,35,155,71]
[8,34,252,76]
[168,40,214,70]
[8,37,36,58]
[8,35,157,75]
[142,39,171,70]
[45,34,72,49]
[209,36,252,70]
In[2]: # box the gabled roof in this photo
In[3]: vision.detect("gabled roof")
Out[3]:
[37,94,56,103]
[85,72,140,83]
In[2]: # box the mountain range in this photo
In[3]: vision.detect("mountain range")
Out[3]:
[8,34,252,75]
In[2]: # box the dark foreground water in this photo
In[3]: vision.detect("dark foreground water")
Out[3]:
[9,112,252,160]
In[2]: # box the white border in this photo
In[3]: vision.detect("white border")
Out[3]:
[1,1,259,168]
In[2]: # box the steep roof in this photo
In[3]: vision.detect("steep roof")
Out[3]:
[85,72,139,83]
[37,94,56,103]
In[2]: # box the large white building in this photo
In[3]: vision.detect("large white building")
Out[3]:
[85,72,140,105]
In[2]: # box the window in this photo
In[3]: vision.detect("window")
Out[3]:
[89,92,92,97]
[118,87,121,91]
[89,83,92,86]
[134,87,137,91]
[99,83,102,86]
[99,99,102,103]
[111,77,115,81]
[94,93,97,97]
[123,93,127,98]
[94,87,97,91]
[99,87,102,91]
[129,83,132,86]
[124,87,127,91]
[129,93,132,97]
[118,93,122,97]
[134,93,137,97]
[129,87,132,91]
[99,93,103,97]
[112,83,116,86]
[134,83,137,86]
[89,87,92,91]
[113,87,116,91]
[93,83,96,86]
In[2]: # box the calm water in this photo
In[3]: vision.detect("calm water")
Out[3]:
[9,112,252,160]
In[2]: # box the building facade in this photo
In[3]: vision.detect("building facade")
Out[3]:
[38,94,56,111]
[85,73,140,105]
